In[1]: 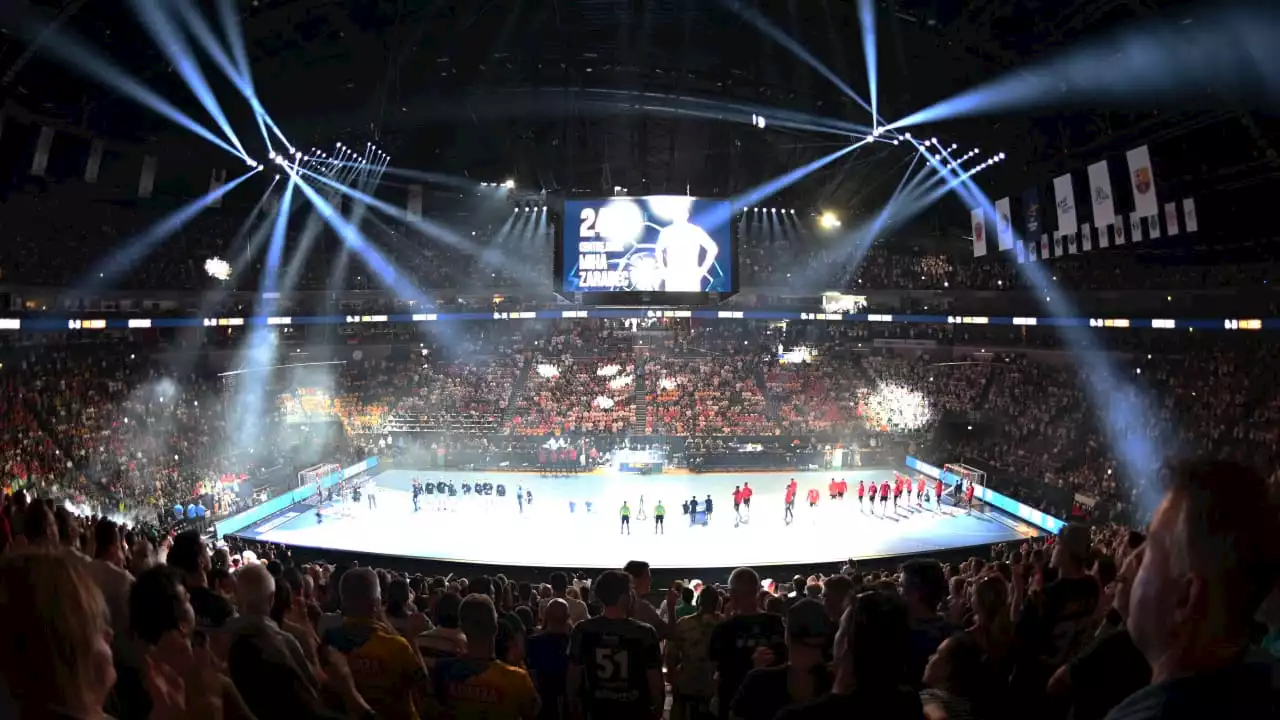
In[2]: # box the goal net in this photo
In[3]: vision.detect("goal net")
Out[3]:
[942,463,986,508]
[299,463,341,490]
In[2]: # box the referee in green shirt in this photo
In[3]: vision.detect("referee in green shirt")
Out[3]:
[620,501,631,534]
[654,501,665,534]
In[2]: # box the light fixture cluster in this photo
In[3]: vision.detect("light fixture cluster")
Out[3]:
[745,207,798,213]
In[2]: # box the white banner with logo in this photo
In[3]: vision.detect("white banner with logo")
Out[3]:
[1080,222,1093,251]
[1128,212,1142,243]
[1086,160,1116,227]
[1182,197,1198,233]
[995,197,1014,251]
[1053,173,1077,236]
[971,208,987,257]
[1164,202,1180,235]
[1126,144,1159,217]
[1039,234,1050,259]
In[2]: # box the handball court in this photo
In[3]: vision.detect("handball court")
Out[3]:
[235,468,1043,570]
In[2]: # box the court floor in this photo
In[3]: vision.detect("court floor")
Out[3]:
[236,468,1042,569]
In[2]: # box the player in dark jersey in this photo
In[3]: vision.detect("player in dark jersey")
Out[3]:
[568,570,664,720]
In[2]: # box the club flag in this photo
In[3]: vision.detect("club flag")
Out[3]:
[138,155,157,199]
[1023,188,1042,237]
[1053,234,1064,257]
[971,208,987,257]
[1016,239,1026,263]
[30,125,54,177]
[995,197,1014,251]
[1126,144,1159,217]
[1086,160,1116,227]
[1182,197,1198,233]
[209,168,228,207]
[408,184,423,220]
[1098,223,1111,249]
[1147,214,1162,239]
[85,139,104,184]
[1053,173,1078,237]
[1081,223,1093,251]
[1040,234,1050,260]
[1129,212,1143,242]
[1164,202,1180,235]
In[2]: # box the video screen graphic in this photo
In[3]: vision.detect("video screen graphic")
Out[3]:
[562,196,734,293]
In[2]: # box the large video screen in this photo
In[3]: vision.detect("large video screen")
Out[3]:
[562,196,734,293]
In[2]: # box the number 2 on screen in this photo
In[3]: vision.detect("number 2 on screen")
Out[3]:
[595,648,630,680]
[579,208,598,238]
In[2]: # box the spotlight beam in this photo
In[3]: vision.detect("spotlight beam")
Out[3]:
[128,0,249,159]
[856,0,879,126]
[0,4,241,157]
[716,0,876,119]
[79,168,257,293]
[278,165,431,304]
[887,5,1280,130]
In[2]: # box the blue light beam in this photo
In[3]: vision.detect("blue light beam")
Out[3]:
[857,0,878,127]
[888,5,1280,130]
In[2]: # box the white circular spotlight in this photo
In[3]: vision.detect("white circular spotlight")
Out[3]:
[904,132,912,139]
[931,137,938,144]
[999,152,1006,160]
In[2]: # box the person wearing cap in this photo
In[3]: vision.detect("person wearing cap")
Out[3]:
[730,598,834,720]
[1010,522,1099,704]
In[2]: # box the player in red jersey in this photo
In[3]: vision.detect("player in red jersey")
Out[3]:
[732,486,743,521]
[965,482,975,513]
[828,478,839,500]
[893,475,904,511]
[857,480,866,510]
[879,480,891,515]
[916,475,926,506]
[784,485,796,523]
[788,477,798,495]
[838,478,847,499]
[741,482,754,518]
[935,478,944,508]
[807,487,820,508]
[867,480,876,510]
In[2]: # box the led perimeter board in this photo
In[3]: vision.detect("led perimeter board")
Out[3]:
[561,196,736,295]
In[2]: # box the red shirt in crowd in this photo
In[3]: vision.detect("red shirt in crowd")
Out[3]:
[807,488,819,504]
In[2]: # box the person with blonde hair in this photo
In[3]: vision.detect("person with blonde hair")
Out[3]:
[0,550,117,719]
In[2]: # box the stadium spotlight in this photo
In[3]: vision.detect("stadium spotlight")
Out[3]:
[999,152,1006,160]
[930,137,938,145]
[819,211,841,229]
[904,132,912,139]
[504,179,515,189]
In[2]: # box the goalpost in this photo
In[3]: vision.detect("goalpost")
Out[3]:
[299,463,341,490]
[941,463,987,510]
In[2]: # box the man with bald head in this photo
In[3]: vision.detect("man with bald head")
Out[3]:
[322,567,430,719]
[528,598,573,720]
[1107,459,1279,719]
[225,563,315,691]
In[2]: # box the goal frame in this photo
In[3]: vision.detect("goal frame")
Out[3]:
[942,463,987,510]
[299,463,341,490]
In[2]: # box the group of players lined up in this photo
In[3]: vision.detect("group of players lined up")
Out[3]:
[781,472,975,520]
[409,476,534,512]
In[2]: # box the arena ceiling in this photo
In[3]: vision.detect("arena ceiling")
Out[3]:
[2,0,1265,227]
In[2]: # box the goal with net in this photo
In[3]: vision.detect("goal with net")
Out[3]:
[941,463,986,509]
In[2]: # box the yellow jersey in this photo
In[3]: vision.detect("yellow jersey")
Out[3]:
[427,656,538,720]
[322,617,429,720]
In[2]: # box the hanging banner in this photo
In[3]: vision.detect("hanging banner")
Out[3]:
[408,184,423,220]
[1016,240,1026,263]
[1081,223,1093,252]
[1147,214,1162,239]
[1052,173,1078,236]
[1022,187,1042,237]
[1086,160,1116,227]
[971,208,987,257]
[85,139,104,184]
[1126,144,1159,217]
[1053,234,1064,257]
[1129,212,1143,242]
[1027,239,1038,262]
[209,168,228,207]
[1182,197,1198,233]
[1164,202,1180,235]
[30,126,54,177]
[138,155,158,199]
[1039,234,1050,260]
[1098,223,1111,249]
[994,197,1014,251]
